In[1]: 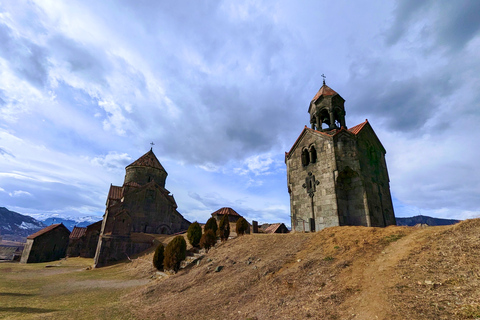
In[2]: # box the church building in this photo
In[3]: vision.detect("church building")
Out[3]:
[285,80,396,232]
[94,148,190,267]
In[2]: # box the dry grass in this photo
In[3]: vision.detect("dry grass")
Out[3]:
[2,219,480,320]
[127,220,480,320]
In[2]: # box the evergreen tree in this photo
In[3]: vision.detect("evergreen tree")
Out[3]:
[152,243,165,271]
[204,217,218,236]
[163,236,187,272]
[218,214,230,241]
[199,229,216,252]
[187,221,202,248]
[235,217,249,236]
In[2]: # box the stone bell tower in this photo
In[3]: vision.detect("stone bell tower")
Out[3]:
[285,79,396,232]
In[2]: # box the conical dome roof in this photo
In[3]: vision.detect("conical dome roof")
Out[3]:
[311,84,339,103]
[126,149,165,171]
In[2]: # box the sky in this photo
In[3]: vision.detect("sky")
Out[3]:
[0,0,479,226]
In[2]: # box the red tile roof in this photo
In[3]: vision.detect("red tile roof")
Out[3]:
[108,185,123,200]
[348,119,369,135]
[69,226,87,239]
[285,120,370,159]
[27,224,69,239]
[311,84,338,103]
[264,223,282,234]
[126,149,165,171]
[211,207,241,217]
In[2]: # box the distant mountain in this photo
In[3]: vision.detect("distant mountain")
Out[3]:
[396,215,460,226]
[0,207,46,237]
[40,218,98,231]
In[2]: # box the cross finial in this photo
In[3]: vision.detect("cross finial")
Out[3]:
[150,142,155,151]
[321,74,326,85]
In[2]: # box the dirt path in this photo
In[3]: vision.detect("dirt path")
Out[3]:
[347,228,432,319]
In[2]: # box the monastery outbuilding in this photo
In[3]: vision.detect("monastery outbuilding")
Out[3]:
[285,80,396,232]
[20,223,70,263]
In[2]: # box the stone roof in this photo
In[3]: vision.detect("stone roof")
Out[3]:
[69,227,87,239]
[126,149,165,171]
[27,223,69,239]
[211,207,241,217]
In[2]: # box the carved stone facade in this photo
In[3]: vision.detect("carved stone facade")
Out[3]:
[285,82,396,232]
[94,149,190,267]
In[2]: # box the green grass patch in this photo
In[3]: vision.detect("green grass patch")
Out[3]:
[0,258,144,319]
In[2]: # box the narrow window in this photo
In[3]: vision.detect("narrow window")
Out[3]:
[309,146,317,163]
[301,149,310,166]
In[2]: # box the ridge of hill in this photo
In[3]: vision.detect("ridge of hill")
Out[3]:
[0,207,45,238]
[125,219,480,320]
[396,215,460,226]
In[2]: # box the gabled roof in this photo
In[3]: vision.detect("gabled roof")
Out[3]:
[70,227,87,239]
[285,120,371,159]
[211,207,241,217]
[126,149,165,171]
[86,220,102,232]
[27,223,70,239]
[348,119,368,135]
[264,223,284,234]
[107,185,123,201]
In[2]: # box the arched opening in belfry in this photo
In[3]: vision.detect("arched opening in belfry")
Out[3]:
[319,109,330,129]
[336,167,365,226]
[310,116,317,130]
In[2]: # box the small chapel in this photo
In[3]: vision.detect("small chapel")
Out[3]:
[285,80,396,232]
[94,148,190,267]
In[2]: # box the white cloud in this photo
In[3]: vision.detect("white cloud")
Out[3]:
[0,0,478,224]
[9,190,32,197]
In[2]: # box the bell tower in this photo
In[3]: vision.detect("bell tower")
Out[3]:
[308,77,346,131]
[285,78,396,232]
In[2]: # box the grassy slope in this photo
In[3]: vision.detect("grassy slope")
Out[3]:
[0,258,146,320]
[1,220,480,320]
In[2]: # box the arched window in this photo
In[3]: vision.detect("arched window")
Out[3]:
[301,149,310,167]
[309,145,317,163]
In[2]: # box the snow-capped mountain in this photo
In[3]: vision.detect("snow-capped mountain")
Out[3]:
[0,207,46,237]
[40,217,101,231]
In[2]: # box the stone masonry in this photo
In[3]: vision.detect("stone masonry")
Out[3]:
[285,81,396,232]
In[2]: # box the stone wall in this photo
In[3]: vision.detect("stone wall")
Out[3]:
[20,226,70,263]
[287,130,339,232]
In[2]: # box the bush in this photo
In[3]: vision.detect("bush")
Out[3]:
[204,217,218,236]
[199,230,217,252]
[235,217,249,236]
[187,222,202,247]
[163,236,187,272]
[218,214,230,241]
[153,243,164,271]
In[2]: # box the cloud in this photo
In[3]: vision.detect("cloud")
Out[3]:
[0,1,479,224]
[0,22,50,88]
[8,190,32,197]
[386,0,480,52]
[91,152,132,171]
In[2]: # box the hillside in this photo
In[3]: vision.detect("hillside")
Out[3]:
[1,219,479,319]
[0,207,45,238]
[396,215,460,226]
[127,219,480,320]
